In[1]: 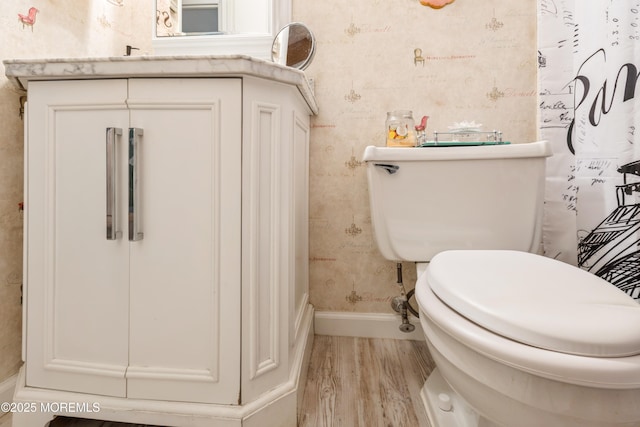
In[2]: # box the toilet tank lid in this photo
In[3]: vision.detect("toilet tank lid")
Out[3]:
[362,140,552,162]
[425,250,640,357]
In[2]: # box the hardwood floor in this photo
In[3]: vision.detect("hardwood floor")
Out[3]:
[2,336,434,427]
[0,414,11,427]
[48,419,157,427]
[299,335,434,427]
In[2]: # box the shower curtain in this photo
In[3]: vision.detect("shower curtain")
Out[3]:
[538,0,640,300]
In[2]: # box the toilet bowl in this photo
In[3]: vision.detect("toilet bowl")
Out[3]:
[415,250,640,427]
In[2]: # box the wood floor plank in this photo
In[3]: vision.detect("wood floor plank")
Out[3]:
[49,418,160,427]
[299,335,433,427]
[335,336,359,426]
[0,414,11,427]
[372,338,421,427]
[318,336,342,426]
[353,338,385,426]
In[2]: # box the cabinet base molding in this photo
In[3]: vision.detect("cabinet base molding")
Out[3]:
[12,305,314,427]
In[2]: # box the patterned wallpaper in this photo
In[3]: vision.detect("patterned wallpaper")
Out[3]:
[294,0,538,313]
[0,0,151,385]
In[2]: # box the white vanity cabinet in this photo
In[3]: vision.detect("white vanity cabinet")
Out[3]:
[26,77,243,405]
[6,56,317,427]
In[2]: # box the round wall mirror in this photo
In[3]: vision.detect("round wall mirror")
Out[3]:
[271,23,316,70]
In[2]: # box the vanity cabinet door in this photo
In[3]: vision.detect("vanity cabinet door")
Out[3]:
[125,78,242,404]
[25,79,131,397]
[25,78,242,404]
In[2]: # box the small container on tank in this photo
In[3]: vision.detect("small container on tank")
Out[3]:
[386,110,416,147]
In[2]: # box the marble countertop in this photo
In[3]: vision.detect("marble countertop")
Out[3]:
[3,54,318,114]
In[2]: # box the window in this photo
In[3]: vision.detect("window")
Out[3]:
[182,0,220,35]
[153,0,289,59]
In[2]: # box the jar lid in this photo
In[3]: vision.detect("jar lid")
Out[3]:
[388,110,414,117]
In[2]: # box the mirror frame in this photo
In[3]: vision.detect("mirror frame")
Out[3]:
[152,0,291,59]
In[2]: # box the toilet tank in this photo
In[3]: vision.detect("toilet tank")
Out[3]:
[363,141,552,262]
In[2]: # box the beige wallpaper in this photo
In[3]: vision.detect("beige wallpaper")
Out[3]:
[0,0,151,385]
[294,0,538,313]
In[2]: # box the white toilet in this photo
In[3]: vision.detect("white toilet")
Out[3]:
[363,141,640,427]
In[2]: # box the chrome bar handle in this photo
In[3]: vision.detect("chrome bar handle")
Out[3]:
[106,127,122,240]
[374,163,400,175]
[128,128,144,241]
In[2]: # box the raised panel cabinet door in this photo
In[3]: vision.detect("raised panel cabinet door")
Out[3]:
[126,78,242,404]
[26,80,130,396]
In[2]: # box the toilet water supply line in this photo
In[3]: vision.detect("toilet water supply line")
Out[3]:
[391,263,420,333]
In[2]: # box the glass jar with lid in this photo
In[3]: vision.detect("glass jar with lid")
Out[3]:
[386,110,416,147]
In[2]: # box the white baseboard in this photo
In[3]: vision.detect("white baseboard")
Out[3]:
[314,311,424,341]
[0,373,18,408]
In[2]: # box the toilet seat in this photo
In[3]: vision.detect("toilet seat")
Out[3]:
[416,270,640,389]
[425,250,640,358]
